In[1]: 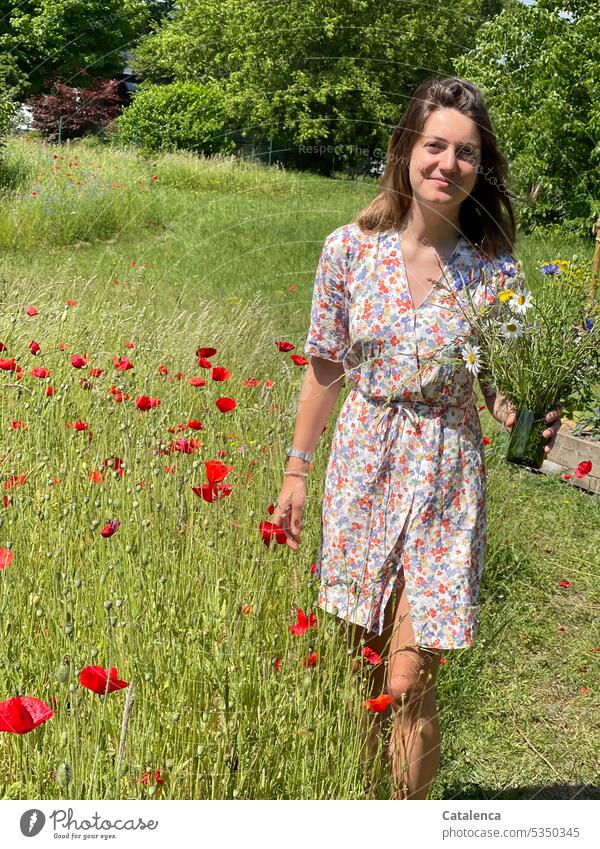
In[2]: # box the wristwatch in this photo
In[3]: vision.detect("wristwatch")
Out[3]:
[286,447,313,463]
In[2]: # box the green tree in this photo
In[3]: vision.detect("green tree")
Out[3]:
[0,0,150,97]
[454,0,600,235]
[129,0,505,166]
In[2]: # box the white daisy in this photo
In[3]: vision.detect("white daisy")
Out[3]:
[461,342,481,375]
[507,288,534,315]
[500,319,524,339]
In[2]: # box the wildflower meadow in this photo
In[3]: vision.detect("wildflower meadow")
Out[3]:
[0,137,598,800]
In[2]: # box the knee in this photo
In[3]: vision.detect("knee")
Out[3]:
[387,658,437,713]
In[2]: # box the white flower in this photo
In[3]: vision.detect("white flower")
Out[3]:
[500,319,524,339]
[507,289,534,315]
[461,342,481,375]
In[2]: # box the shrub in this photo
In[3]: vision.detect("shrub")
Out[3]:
[115,81,237,155]
[25,79,123,141]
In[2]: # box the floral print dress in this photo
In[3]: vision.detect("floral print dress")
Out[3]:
[303,223,516,650]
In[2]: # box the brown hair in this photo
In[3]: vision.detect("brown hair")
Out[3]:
[355,76,516,258]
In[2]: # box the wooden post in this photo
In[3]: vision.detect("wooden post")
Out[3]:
[592,214,600,303]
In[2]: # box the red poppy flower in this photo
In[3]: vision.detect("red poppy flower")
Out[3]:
[66,419,89,431]
[273,657,282,670]
[100,518,120,537]
[79,666,128,695]
[187,419,202,430]
[125,341,135,349]
[29,340,40,355]
[242,377,260,387]
[66,299,77,306]
[89,368,104,378]
[211,366,231,381]
[291,355,309,366]
[191,482,232,502]
[70,355,87,369]
[483,436,491,445]
[0,548,14,570]
[574,460,592,479]
[277,341,295,352]
[25,305,38,316]
[361,646,383,666]
[302,651,318,668]
[363,694,394,713]
[259,520,287,546]
[89,470,102,483]
[205,460,233,483]
[196,347,217,358]
[289,608,317,636]
[135,395,160,411]
[215,397,236,413]
[563,473,571,480]
[0,358,17,371]
[559,579,570,588]
[108,387,129,403]
[0,696,53,733]
[264,379,274,389]
[31,367,50,378]
[113,355,133,371]
[46,386,54,396]
[188,376,206,387]
[140,769,164,786]
[11,420,27,429]
[158,364,169,375]
[4,470,27,491]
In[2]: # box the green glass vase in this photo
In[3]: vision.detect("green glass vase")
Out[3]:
[505,408,547,470]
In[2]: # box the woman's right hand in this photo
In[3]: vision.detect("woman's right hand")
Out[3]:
[272,477,307,551]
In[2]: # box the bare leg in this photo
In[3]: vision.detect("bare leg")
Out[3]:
[386,572,444,800]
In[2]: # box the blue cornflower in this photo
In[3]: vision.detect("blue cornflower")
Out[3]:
[540,262,561,276]
[584,317,594,332]
[500,262,517,277]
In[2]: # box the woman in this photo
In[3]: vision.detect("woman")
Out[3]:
[272,76,562,800]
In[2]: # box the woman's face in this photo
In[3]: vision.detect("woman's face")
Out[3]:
[407,107,481,212]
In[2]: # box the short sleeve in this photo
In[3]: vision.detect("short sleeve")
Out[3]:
[477,251,518,397]
[303,232,350,363]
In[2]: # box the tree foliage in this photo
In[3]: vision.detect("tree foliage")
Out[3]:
[128,0,504,165]
[454,0,600,235]
[0,0,150,98]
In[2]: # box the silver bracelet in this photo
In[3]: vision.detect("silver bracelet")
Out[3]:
[284,470,308,478]
[286,447,312,463]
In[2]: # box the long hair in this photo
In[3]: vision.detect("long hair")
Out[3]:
[355,76,516,258]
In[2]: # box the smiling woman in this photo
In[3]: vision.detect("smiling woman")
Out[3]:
[274,75,563,801]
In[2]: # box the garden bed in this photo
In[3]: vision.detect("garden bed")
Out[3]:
[542,420,600,494]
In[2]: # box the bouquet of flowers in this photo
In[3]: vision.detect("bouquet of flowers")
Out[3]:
[454,256,600,469]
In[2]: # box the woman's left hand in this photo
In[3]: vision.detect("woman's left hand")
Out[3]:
[504,405,563,454]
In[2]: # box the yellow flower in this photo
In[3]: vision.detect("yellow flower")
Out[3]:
[499,290,514,302]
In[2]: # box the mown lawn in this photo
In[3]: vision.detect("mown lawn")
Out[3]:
[0,136,597,800]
